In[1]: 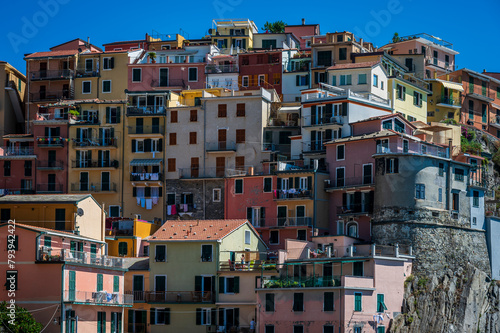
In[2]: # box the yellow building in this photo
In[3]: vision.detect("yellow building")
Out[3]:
[148,33,186,51]
[147,219,267,333]
[210,19,258,53]
[426,78,464,123]
[388,76,431,123]
[0,61,26,137]
[124,258,151,333]
[0,194,106,241]
[106,218,160,257]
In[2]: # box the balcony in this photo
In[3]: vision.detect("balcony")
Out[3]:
[469,167,486,188]
[71,160,119,169]
[72,115,100,125]
[37,247,125,268]
[35,112,68,121]
[75,69,99,78]
[262,143,291,154]
[326,176,374,191]
[179,167,226,179]
[302,86,391,108]
[36,137,65,147]
[253,216,312,228]
[128,126,164,135]
[467,85,495,102]
[70,182,117,192]
[375,142,449,159]
[261,275,342,288]
[337,204,373,216]
[127,106,166,116]
[0,188,35,195]
[37,160,64,170]
[145,291,213,303]
[30,91,72,102]
[436,96,461,108]
[302,140,326,154]
[0,147,35,157]
[218,260,277,272]
[302,115,343,127]
[72,138,118,148]
[30,69,73,81]
[273,189,313,200]
[63,290,133,306]
[205,64,239,74]
[125,291,146,302]
[206,141,236,153]
[36,183,63,193]
[130,173,163,181]
[150,78,186,89]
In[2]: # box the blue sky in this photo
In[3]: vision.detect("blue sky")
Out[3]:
[1,0,499,74]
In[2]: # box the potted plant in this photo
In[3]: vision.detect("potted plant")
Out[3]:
[69,108,79,120]
[148,52,157,64]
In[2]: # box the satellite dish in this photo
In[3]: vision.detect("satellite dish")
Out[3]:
[77,208,84,217]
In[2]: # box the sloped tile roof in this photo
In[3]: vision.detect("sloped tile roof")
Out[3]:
[150,219,249,241]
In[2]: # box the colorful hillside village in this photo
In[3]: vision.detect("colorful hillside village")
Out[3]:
[1,18,500,333]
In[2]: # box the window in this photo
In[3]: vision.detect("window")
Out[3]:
[469,100,474,120]
[236,103,245,117]
[135,139,144,153]
[353,262,363,276]
[218,104,227,117]
[113,276,120,293]
[265,293,275,312]
[473,217,477,226]
[82,81,91,94]
[396,84,406,100]
[258,75,265,86]
[324,292,334,311]
[407,115,416,122]
[102,80,111,93]
[236,129,245,144]
[269,230,279,244]
[358,74,367,85]
[85,58,93,71]
[340,75,352,85]
[455,168,464,181]
[170,110,178,123]
[439,163,445,177]
[297,229,307,241]
[354,292,362,311]
[151,308,170,325]
[97,312,106,333]
[189,132,197,144]
[293,293,304,312]
[220,276,240,294]
[413,91,423,107]
[242,76,249,87]
[106,107,120,124]
[377,294,388,312]
[3,161,10,177]
[386,158,399,174]
[167,159,176,172]
[415,184,425,199]
[97,273,103,292]
[132,68,142,82]
[373,74,378,87]
[213,188,221,202]
[438,188,443,203]
[155,245,166,262]
[337,145,345,160]
[169,133,177,145]
[294,325,304,333]
[235,179,243,194]
[43,236,51,248]
[263,177,272,192]
[152,139,160,152]
[244,230,251,244]
[188,68,198,81]
[201,244,212,262]
[317,51,332,67]
[189,109,198,122]
[265,325,275,333]
[196,308,212,325]
[103,57,114,70]
[324,326,334,333]
[118,242,128,256]
[339,48,347,61]
[381,81,384,90]
[473,190,479,208]
[377,326,385,333]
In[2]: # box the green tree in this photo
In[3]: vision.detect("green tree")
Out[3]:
[262,21,287,33]
[392,32,401,43]
[0,301,43,333]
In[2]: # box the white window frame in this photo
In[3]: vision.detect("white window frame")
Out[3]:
[200,308,212,325]
[269,229,279,245]
[213,188,221,202]
[109,205,121,217]
[85,58,93,72]
[103,57,113,70]
[132,274,145,292]
[188,67,198,82]
[152,139,160,153]
[201,244,213,262]
[132,68,142,82]
[346,221,358,238]
[337,220,344,235]
[154,274,167,291]
[258,74,265,86]
[242,76,249,87]
[155,308,167,325]
[82,81,91,94]
[298,177,308,190]
[102,80,112,93]
[244,230,251,244]
[336,144,345,161]
[335,167,345,187]
[362,163,373,184]
[136,139,145,153]
[373,74,378,87]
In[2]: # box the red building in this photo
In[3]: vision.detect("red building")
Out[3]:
[0,134,36,194]
[284,19,322,50]
[238,50,284,96]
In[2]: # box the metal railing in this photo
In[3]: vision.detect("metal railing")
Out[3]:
[205,64,239,74]
[273,189,313,200]
[265,217,313,227]
[70,183,117,192]
[36,112,68,121]
[63,290,133,305]
[36,183,63,193]
[30,69,73,80]
[0,147,35,156]
[0,188,35,195]
[328,176,374,189]
[150,78,186,88]
[72,137,118,148]
[127,106,166,116]
[72,115,100,125]
[262,143,292,153]
[38,247,125,268]
[75,69,99,77]
[467,85,496,100]
[437,96,460,107]
[128,126,164,135]
[375,142,449,159]
[337,204,373,215]
[206,141,237,151]
[302,115,343,127]
[125,290,146,302]
[71,160,119,168]
[130,173,163,181]
[36,137,65,147]
[37,160,64,169]
[179,167,226,178]
[218,260,277,272]
[145,291,213,303]
[302,87,391,107]
[302,140,327,153]
[30,91,72,102]
[261,275,342,288]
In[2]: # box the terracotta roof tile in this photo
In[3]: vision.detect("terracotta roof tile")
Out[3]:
[150,219,249,241]
[25,50,80,59]
[326,61,380,70]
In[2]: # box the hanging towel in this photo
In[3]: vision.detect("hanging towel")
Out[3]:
[151,173,158,180]
[167,205,172,215]
[136,197,141,205]
[146,199,153,210]
[141,198,146,208]
[171,205,177,215]
[183,204,188,212]
[152,197,158,205]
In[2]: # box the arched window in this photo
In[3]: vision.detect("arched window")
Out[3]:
[118,242,128,256]
[346,222,358,238]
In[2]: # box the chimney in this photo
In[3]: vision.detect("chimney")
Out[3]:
[434,71,437,79]
[446,74,450,81]
[360,38,364,48]
[87,37,90,47]
[483,69,486,73]
[302,18,305,25]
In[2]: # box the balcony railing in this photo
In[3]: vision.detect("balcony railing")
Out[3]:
[30,91,72,102]
[436,96,461,107]
[302,115,343,127]
[0,147,35,156]
[262,143,292,153]
[72,115,100,125]
[30,69,73,80]
[261,275,342,288]
[70,183,117,192]
[467,85,495,101]
[71,160,119,168]
[63,290,133,306]
[179,167,226,179]
[337,204,373,215]
[36,137,65,147]
[253,217,313,227]
[205,64,239,74]
[150,79,186,88]
[128,126,164,135]
[328,176,374,189]
[302,140,327,153]
[130,173,163,181]
[75,69,99,77]
[218,260,277,272]
[127,106,166,116]
[37,160,64,169]
[72,138,118,148]
[145,291,213,303]
[375,142,449,159]
[273,189,313,200]
[125,291,146,302]
[0,188,35,195]
[37,247,125,268]
[35,112,68,121]
[36,183,63,193]
[205,141,237,152]
[302,87,391,107]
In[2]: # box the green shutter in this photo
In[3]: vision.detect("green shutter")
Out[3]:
[307,176,312,190]
[196,308,201,325]
[355,293,362,311]
[97,312,101,333]
[165,309,170,325]
[111,313,116,333]
[150,308,156,325]
[377,294,387,312]
[116,107,121,124]
[97,274,103,292]
[44,236,51,247]
[106,107,110,123]
[234,277,240,293]
[114,276,119,293]
[219,277,225,294]
[127,310,134,332]
[68,271,76,301]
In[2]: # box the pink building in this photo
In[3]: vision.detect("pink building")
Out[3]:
[0,134,36,194]
[0,223,132,333]
[256,236,413,333]
[325,114,416,240]
[284,20,322,50]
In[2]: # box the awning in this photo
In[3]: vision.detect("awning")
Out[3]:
[441,81,464,92]
[279,106,301,113]
[130,159,162,166]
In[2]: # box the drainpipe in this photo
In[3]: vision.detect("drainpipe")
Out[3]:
[60,262,65,333]
[121,101,126,217]
[313,173,317,232]
[446,139,452,211]
[26,60,30,134]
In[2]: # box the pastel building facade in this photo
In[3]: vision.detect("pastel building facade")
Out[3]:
[0,61,26,137]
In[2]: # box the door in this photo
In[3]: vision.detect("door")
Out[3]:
[133,275,144,301]
[191,158,199,178]
[39,85,46,100]
[155,275,166,292]
[48,150,57,167]
[62,84,69,98]
[159,68,168,87]
[218,129,227,150]
[80,172,89,191]
[152,118,160,134]
[136,118,143,134]
[363,164,372,184]
[39,62,47,78]
[79,150,88,168]
[155,96,164,112]
[48,174,56,192]
[101,172,110,191]
[277,206,287,226]
[296,206,306,226]
[216,157,225,177]
[336,168,345,187]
